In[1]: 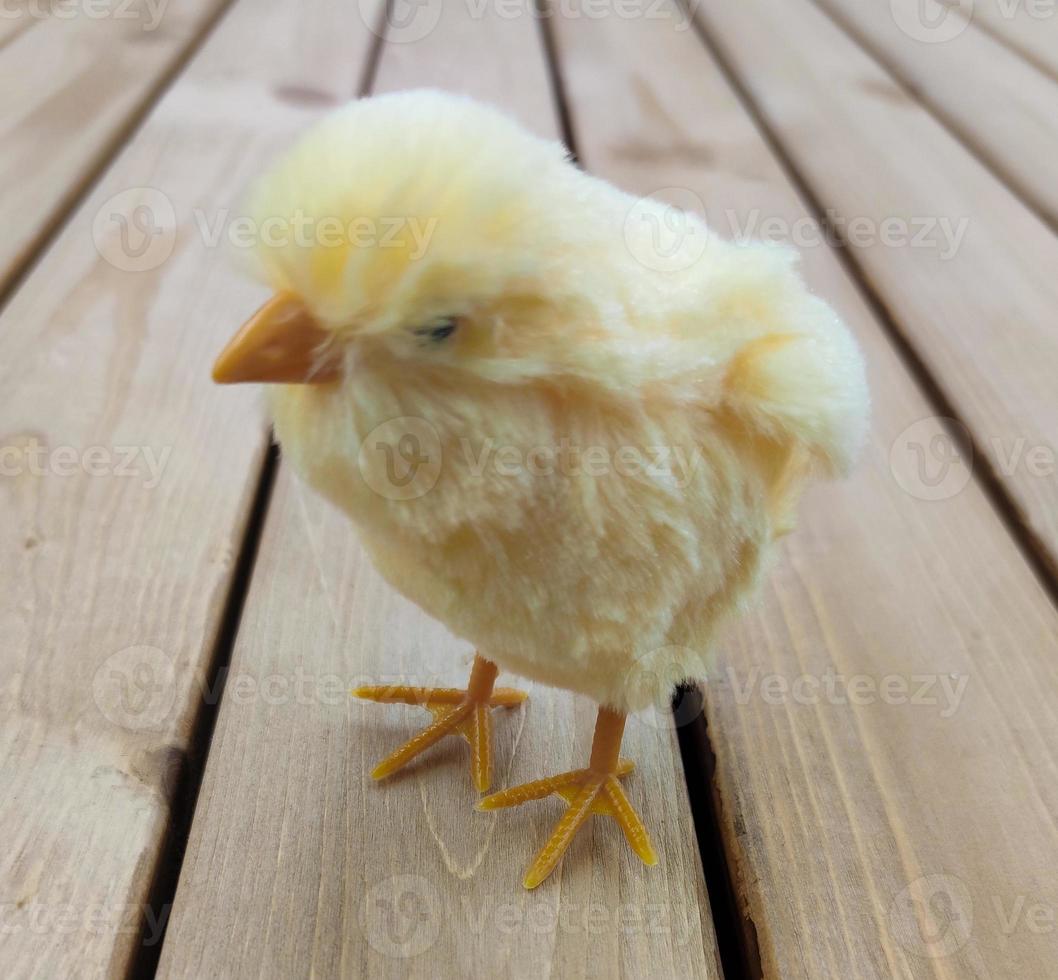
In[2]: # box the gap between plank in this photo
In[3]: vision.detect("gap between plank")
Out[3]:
[125,441,280,980]
[0,0,240,318]
[674,686,760,980]
[533,0,581,165]
[357,0,391,98]
[0,14,40,54]
[806,0,1058,234]
[117,5,1058,976]
[964,14,1058,85]
[132,17,390,976]
[680,0,1058,608]
[535,3,772,971]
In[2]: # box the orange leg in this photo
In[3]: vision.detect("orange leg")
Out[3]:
[479,707,658,888]
[354,655,527,792]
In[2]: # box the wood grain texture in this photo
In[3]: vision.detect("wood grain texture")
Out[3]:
[0,0,377,976]
[970,0,1058,81]
[0,0,233,297]
[157,4,720,979]
[158,476,719,979]
[694,0,1058,586]
[813,0,1058,228]
[551,3,1058,977]
[0,5,42,50]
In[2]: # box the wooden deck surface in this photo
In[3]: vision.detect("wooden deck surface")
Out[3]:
[2,0,1057,977]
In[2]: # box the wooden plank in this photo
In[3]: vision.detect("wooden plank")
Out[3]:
[0,1,53,48]
[814,0,1058,228]
[853,0,1058,83]
[0,5,41,49]
[694,0,1058,584]
[552,3,1058,977]
[970,0,1058,80]
[157,4,721,979]
[0,1,377,976]
[0,0,232,296]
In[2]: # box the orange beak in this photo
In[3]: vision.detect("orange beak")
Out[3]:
[212,292,343,385]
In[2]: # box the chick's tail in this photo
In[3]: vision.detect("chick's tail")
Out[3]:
[722,272,867,470]
[716,250,869,530]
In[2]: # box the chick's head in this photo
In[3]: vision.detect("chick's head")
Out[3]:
[230,91,615,386]
[214,90,630,532]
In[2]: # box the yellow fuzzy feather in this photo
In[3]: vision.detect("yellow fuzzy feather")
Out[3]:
[243,90,869,712]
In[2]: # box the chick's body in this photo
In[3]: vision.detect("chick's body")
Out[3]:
[252,90,868,713]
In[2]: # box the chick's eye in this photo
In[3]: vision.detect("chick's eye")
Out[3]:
[414,317,459,345]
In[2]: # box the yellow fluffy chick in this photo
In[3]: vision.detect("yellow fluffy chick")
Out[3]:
[213,89,868,888]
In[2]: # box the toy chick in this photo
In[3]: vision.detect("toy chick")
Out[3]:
[213,90,868,889]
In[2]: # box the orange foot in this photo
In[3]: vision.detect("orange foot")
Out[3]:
[353,654,527,792]
[478,707,658,888]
